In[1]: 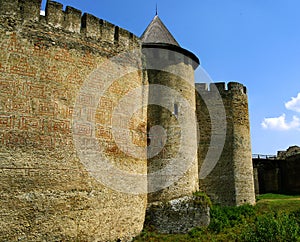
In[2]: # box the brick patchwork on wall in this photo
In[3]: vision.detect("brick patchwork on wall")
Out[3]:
[0,0,147,241]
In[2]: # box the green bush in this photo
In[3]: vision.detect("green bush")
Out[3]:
[291,209,300,224]
[208,204,256,233]
[239,212,300,242]
[188,227,205,238]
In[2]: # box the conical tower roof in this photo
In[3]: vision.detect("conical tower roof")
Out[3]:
[141,15,180,46]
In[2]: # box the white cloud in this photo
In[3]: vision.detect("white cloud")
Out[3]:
[285,93,300,113]
[40,10,45,16]
[261,114,300,131]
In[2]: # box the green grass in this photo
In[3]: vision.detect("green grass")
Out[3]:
[133,194,300,242]
[256,193,300,201]
[256,193,300,215]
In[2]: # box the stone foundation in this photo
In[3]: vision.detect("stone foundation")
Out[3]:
[145,194,210,234]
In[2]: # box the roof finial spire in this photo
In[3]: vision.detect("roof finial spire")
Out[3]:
[156,3,158,16]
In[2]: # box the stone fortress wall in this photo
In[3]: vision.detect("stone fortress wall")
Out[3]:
[196,82,255,206]
[253,146,300,195]
[0,0,147,241]
[0,0,256,240]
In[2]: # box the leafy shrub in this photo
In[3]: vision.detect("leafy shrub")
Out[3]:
[291,209,300,225]
[208,204,256,233]
[188,227,205,238]
[239,212,300,242]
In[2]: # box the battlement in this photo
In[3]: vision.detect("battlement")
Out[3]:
[0,0,42,21]
[0,0,139,47]
[195,82,247,95]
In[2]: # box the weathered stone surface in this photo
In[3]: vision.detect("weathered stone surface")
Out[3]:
[196,83,256,206]
[146,195,210,234]
[144,47,199,203]
[0,0,257,240]
[0,1,147,241]
[277,146,300,159]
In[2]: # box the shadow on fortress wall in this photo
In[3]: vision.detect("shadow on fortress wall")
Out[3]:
[253,146,300,195]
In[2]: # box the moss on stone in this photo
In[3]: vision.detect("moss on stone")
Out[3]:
[193,191,212,208]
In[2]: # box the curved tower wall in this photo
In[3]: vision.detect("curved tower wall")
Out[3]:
[144,46,199,203]
[196,82,255,206]
[0,0,148,241]
[229,83,255,205]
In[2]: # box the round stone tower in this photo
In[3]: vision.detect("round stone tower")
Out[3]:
[141,14,200,202]
[196,82,256,206]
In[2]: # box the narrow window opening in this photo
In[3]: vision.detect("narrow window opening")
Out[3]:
[174,103,178,117]
[114,26,119,43]
[147,133,151,146]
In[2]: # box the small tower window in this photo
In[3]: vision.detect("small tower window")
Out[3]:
[174,103,178,117]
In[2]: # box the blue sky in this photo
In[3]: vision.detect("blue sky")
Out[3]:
[41,0,300,155]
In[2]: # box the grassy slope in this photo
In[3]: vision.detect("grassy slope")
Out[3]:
[134,194,300,242]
